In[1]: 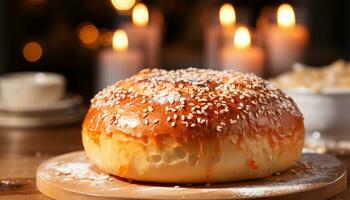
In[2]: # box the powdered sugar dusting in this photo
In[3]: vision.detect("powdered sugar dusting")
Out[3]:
[154,91,182,104]
[38,157,113,186]
[37,152,345,199]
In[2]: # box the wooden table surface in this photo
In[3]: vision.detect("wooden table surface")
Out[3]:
[0,125,349,200]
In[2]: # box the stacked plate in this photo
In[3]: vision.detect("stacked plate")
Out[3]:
[0,72,87,127]
[0,95,86,128]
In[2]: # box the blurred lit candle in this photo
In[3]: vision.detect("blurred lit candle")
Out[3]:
[122,3,162,67]
[98,29,143,90]
[266,4,309,76]
[219,3,236,46]
[205,3,236,69]
[220,26,264,75]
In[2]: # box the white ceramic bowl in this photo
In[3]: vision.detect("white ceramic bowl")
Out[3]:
[0,72,66,107]
[285,88,350,141]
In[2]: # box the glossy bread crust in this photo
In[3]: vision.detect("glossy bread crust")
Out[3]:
[82,68,305,183]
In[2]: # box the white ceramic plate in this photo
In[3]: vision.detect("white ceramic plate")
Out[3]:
[0,105,86,127]
[0,95,83,113]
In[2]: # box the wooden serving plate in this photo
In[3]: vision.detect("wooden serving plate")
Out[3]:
[36,151,346,200]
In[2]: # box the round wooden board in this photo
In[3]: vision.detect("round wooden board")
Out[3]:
[36,151,347,200]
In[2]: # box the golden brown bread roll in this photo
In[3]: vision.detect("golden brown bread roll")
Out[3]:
[82,68,304,183]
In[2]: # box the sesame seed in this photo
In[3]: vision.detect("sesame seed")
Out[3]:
[230,119,237,124]
[91,68,300,134]
[187,113,193,119]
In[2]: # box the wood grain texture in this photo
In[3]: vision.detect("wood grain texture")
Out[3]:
[0,125,82,199]
[36,151,346,200]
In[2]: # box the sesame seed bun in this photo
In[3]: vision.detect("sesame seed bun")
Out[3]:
[82,68,305,183]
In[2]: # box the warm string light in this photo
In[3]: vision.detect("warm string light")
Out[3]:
[111,0,135,11]
[132,3,149,27]
[233,26,251,49]
[277,4,296,28]
[23,41,43,62]
[113,29,128,52]
[219,3,236,27]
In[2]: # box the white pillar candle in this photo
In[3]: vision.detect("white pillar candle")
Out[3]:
[204,3,236,69]
[98,29,143,91]
[265,4,309,76]
[122,3,162,67]
[220,26,264,76]
[204,25,221,69]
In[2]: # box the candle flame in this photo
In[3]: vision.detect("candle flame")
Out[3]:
[111,0,135,11]
[219,3,236,27]
[23,41,43,62]
[113,29,128,52]
[132,3,149,27]
[277,4,295,28]
[233,26,251,49]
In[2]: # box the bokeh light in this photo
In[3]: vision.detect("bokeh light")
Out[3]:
[23,41,43,62]
[233,26,251,49]
[77,22,100,48]
[132,3,149,27]
[277,4,296,28]
[219,3,236,27]
[111,0,135,11]
[100,30,114,47]
[113,29,128,51]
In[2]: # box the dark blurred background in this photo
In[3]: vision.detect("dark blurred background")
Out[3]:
[0,0,349,100]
